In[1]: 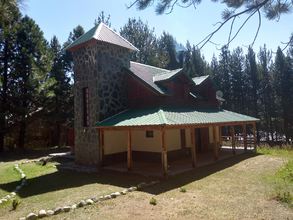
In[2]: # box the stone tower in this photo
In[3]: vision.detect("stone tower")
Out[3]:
[66,23,138,165]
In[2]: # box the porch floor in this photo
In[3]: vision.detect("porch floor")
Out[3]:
[102,146,255,177]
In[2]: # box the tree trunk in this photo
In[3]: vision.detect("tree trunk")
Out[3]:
[0,40,9,153]
[18,119,26,150]
[0,133,4,153]
[56,122,61,147]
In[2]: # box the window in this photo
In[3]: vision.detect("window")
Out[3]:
[82,87,89,127]
[180,129,186,148]
[146,130,154,138]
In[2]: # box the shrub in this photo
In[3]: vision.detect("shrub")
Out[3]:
[12,199,20,210]
[275,191,292,205]
[179,187,187,193]
[149,197,157,205]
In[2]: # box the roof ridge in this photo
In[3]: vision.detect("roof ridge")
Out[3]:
[192,75,209,80]
[158,109,168,125]
[130,61,171,72]
[96,109,130,125]
[99,23,139,51]
[93,23,103,39]
[153,68,183,82]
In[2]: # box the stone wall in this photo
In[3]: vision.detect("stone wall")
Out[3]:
[72,41,131,165]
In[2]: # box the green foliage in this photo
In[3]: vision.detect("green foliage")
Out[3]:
[259,145,293,206]
[275,191,292,205]
[274,160,293,206]
[273,47,293,142]
[11,15,53,148]
[149,197,157,205]
[132,0,293,20]
[183,43,209,77]
[63,25,85,73]
[94,11,111,27]
[0,0,22,152]
[12,198,20,210]
[158,32,181,70]
[120,18,160,66]
[120,18,186,69]
[276,160,293,182]
[179,187,187,193]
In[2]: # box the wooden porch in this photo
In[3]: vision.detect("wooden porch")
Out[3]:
[99,122,258,177]
[102,146,255,177]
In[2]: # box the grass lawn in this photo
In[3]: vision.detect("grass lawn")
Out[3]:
[0,147,292,220]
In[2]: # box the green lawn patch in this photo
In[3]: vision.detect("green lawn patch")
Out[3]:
[272,160,293,206]
[258,145,293,207]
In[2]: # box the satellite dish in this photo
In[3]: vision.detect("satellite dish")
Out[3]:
[216,90,223,98]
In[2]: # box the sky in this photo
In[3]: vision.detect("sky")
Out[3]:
[23,0,293,61]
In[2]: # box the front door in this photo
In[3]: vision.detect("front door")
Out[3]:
[195,128,202,153]
[195,128,209,153]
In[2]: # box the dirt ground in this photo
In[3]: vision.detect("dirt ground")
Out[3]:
[49,154,293,220]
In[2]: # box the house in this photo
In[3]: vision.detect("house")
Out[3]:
[66,23,259,176]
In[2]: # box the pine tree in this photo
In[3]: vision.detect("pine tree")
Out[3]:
[47,36,73,147]
[12,16,52,149]
[120,18,159,66]
[273,47,292,142]
[229,47,246,113]
[258,45,275,142]
[245,47,261,140]
[94,11,111,27]
[189,46,207,77]
[245,47,259,117]
[63,25,85,74]
[0,0,21,152]
[286,44,293,141]
[218,46,232,110]
[210,55,219,84]
[158,32,179,70]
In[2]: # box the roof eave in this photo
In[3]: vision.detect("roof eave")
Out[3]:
[153,68,183,83]
[123,67,169,96]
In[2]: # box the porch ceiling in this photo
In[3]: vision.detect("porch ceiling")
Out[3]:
[96,107,259,128]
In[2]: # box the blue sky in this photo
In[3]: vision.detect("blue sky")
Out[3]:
[24,0,292,61]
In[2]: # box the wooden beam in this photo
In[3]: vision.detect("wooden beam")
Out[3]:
[161,127,168,176]
[230,126,236,155]
[219,126,222,147]
[252,122,257,152]
[99,129,104,167]
[127,129,132,170]
[243,124,247,151]
[190,128,196,168]
[213,126,219,160]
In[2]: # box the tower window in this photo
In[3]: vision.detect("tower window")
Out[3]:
[82,87,89,127]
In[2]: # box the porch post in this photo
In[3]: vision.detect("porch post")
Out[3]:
[219,126,222,147]
[99,129,104,167]
[243,124,247,151]
[127,129,132,170]
[252,122,257,152]
[230,126,236,155]
[161,127,168,176]
[213,126,219,160]
[190,127,196,168]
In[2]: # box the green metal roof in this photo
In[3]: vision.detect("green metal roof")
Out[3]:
[96,107,259,127]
